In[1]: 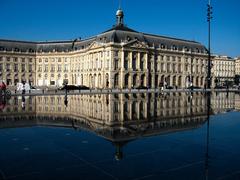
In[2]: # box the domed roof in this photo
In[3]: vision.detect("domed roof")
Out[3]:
[116,9,124,16]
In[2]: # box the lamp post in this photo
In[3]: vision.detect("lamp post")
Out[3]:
[207,0,213,89]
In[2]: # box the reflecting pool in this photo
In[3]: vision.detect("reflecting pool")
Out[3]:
[0,92,240,179]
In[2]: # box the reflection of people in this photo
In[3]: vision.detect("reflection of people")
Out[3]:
[22,82,26,94]
[64,95,68,107]
[0,96,6,111]
[21,96,26,110]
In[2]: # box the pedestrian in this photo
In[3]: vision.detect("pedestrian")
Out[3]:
[22,82,25,94]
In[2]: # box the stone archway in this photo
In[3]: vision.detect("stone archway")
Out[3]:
[133,74,137,87]
[141,74,145,86]
[172,76,176,86]
[196,76,199,87]
[166,75,170,86]
[178,76,182,88]
[105,73,109,88]
[98,73,101,88]
[114,73,119,88]
[155,75,159,87]
[125,74,129,88]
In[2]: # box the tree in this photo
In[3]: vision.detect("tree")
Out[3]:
[234,75,240,85]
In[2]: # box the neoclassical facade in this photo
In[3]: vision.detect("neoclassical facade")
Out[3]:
[212,55,235,86]
[0,9,211,88]
[235,57,240,75]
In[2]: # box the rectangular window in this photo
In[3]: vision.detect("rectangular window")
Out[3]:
[51,65,55,72]
[0,64,2,71]
[14,64,18,71]
[21,64,25,72]
[106,59,109,68]
[38,65,42,72]
[7,64,11,71]
[44,65,48,72]
[114,51,118,57]
[64,65,68,72]
[166,56,170,61]
[114,59,119,70]
[29,64,32,72]
[58,65,61,72]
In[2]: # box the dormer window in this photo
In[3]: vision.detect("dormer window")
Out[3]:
[161,44,166,49]
[196,48,200,53]
[127,36,131,41]
[172,45,177,50]
[28,48,34,53]
[0,46,5,51]
[14,48,19,52]
[184,46,189,52]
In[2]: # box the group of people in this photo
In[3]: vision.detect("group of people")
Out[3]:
[16,82,31,94]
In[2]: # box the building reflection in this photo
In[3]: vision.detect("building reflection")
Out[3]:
[0,92,239,160]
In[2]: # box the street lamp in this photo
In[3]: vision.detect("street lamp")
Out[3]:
[207,0,213,89]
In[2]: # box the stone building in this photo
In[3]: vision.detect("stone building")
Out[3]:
[211,55,235,87]
[235,57,240,75]
[0,8,209,88]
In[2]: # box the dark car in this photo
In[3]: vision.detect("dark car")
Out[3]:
[187,86,202,89]
[58,85,79,91]
[78,85,90,90]
[135,85,148,89]
[58,85,90,91]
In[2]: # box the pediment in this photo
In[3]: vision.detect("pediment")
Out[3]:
[122,39,149,49]
[88,41,105,50]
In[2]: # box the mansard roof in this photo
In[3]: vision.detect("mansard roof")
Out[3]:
[0,25,207,53]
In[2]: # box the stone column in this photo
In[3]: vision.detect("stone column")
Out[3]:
[145,53,149,87]
[137,52,140,70]
[120,49,125,89]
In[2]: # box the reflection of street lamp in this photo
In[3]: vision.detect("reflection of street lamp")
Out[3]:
[190,52,193,90]
[207,0,213,89]
[205,92,211,180]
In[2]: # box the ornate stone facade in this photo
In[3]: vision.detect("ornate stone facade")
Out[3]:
[235,57,240,75]
[0,9,223,89]
[212,55,235,87]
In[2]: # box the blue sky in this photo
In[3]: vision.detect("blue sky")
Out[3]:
[0,0,239,57]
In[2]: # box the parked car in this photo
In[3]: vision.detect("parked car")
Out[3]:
[78,85,90,90]
[58,85,79,90]
[58,85,90,91]
[187,86,202,89]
